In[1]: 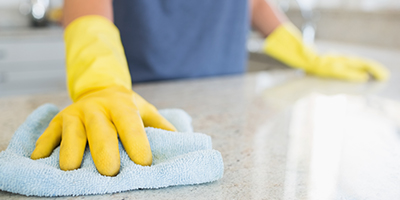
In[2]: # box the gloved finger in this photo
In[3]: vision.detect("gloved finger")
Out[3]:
[59,115,87,171]
[132,92,177,131]
[336,55,389,81]
[142,108,177,132]
[320,55,368,82]
[31,115,62,159]
[335,67,369,82]
[360,59,389,81]
[85,111,120,176]
[111,107,152,166]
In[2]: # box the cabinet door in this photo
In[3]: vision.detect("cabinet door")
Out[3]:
[0,39,66,96]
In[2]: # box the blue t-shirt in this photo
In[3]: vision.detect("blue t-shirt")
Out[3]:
[113,0,249,83]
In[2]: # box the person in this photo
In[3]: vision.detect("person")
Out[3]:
[30,0,389,176]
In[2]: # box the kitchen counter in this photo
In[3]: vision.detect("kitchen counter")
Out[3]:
[1,42,400,199]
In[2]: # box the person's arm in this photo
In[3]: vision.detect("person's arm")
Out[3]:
[250,0,389,82]
[62,0,113,27]
[250,0,287,37]
[31,1,176,176]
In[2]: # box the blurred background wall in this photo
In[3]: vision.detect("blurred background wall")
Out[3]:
[271,0,400,49]
[274,0,400,11]
[0,0,63,28]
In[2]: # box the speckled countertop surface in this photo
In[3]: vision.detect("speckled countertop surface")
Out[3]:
[1,42,400,199]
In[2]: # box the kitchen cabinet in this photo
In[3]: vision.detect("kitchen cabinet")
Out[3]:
[0,27,66,96]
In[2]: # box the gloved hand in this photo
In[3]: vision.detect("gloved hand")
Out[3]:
[30,16,176,176]
[263,23,390,82]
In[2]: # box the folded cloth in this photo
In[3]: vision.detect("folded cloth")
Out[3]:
[0,104,223,197]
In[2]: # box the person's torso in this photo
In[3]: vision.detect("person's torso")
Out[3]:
[113,0,249,83]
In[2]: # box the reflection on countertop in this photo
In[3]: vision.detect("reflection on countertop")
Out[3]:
[0,42,400,199]
[283,94,400,199]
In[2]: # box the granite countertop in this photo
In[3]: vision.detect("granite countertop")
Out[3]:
[1,42,400,199]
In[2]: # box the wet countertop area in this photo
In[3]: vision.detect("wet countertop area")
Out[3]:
[1,42,400,199]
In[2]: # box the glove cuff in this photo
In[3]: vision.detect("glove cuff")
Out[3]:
[263,23,318,72]
[64,15,132,102]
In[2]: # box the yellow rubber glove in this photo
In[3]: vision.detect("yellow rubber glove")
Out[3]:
[264,23,389,82]
[30,16,176,176]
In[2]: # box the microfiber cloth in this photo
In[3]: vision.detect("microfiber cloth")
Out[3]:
[0,104,224,197]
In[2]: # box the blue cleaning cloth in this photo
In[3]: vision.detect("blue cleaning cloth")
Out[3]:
[0,104,223,197]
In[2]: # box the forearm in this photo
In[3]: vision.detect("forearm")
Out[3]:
[62,0,130,100]
[62,0,113,28]
[250,0,288,37]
